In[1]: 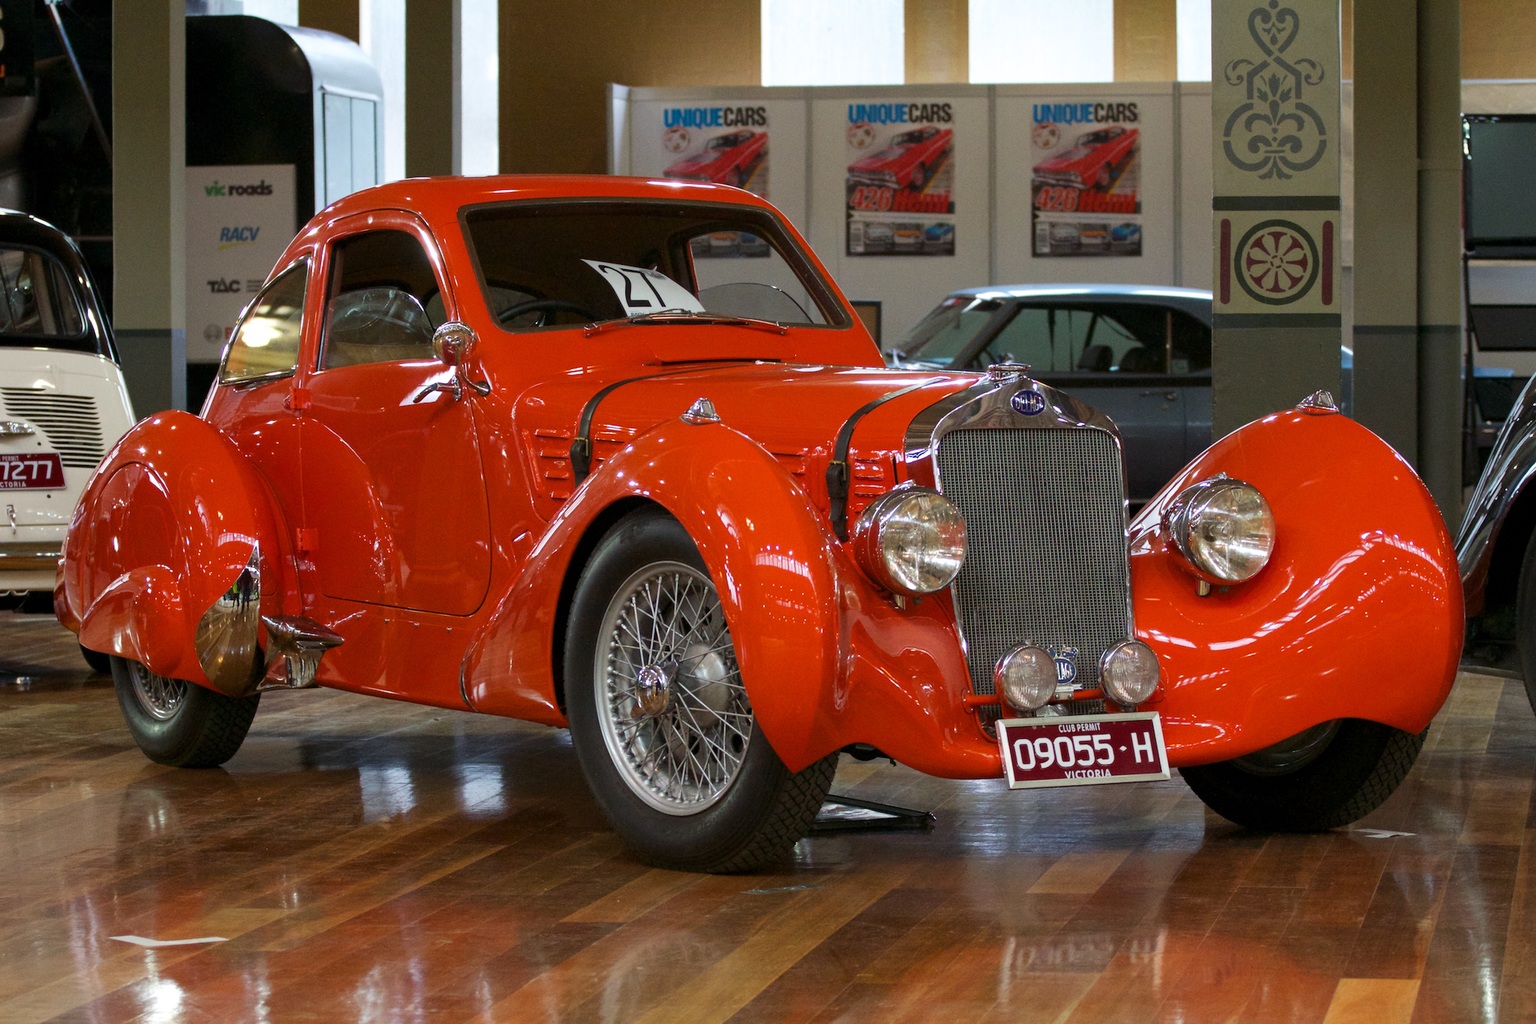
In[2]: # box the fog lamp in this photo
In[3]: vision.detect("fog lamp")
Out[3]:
[1164,476,1275,583]
[851,487,966,596]
[995,645,1057,712]
[1100,640,1161,707]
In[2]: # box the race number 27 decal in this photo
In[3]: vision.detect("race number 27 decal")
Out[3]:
[582,260,704,316]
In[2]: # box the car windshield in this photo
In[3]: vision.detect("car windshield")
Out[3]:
[0,245,93,353]
[892,296,999,366]
[461,200,845,330]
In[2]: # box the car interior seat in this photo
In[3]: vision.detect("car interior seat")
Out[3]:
[1077,343,1113,372]
[1116,345,1163,373]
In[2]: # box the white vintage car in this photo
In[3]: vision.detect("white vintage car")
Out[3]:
[0,210,134,665]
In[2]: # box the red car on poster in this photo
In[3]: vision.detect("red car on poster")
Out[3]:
[1033,125,1139,191]
[56,175,1461,874]
[848,125,953,190]
[663,130,768,189]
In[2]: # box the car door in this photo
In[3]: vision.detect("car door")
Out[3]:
[297,213,493,616]
[974,302,1203,505]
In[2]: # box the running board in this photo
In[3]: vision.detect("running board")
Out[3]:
[257,615,343,690]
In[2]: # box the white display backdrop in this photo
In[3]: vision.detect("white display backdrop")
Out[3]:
[614,82,1220,342]
[184,164,297,364]
[1177,83,1214,295]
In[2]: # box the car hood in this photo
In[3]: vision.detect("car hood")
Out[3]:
[514,362,978,491]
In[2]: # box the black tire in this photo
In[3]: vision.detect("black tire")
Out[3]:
[564,508,836,873]
[1514,532,1536,714]
[111,656,260,768]
[81,644,112,675]
[1180,719,1423,832]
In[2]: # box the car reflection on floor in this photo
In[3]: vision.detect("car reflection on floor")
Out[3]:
[2,609,1528,1023]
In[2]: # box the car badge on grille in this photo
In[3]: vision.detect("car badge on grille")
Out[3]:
[1049,646,1079,685]
[1010,389,1047,416]
[0,420,34,437]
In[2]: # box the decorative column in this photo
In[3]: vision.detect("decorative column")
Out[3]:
[1210,1,1342,436]
[405,0,497,178]
[113,0,187,414]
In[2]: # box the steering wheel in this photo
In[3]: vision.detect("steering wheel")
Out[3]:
[497,298,599,326]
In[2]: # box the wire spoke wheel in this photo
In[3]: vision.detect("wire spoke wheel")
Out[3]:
[596,560,752,815]
[110,656,260,768]
[127,660,190,721]
[565,510,837,871]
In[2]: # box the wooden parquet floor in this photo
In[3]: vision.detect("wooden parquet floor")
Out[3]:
[3,608,1535,1023]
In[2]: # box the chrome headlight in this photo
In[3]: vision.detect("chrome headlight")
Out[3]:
[1100,640,1161,707]
[995,645,1057,712]
[852,487,967,595]
[1164,476,1275,583]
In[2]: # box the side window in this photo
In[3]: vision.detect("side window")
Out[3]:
[320,230,441,370]
[1169,310,1210,373]
[220,262,307,384]
[0,247,85,337]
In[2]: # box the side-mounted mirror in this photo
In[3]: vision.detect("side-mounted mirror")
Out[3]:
[432,320,478,366]
[413,321,492,405]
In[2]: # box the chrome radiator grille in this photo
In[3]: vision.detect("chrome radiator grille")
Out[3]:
[1,389,106,467]
[935,426,1131,696]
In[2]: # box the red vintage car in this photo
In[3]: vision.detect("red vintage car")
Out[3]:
[663,129,767,189]
[847,125,953,190]
[57,176,1462,873]
[1033,125,1139,191]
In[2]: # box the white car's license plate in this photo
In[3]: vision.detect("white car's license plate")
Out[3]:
[0,452,64,490]
[998,712,1170,789]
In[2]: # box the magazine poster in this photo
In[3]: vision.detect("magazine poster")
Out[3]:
[1029,100,1142,257]
[845,101,955,257]
[658,104,770,258]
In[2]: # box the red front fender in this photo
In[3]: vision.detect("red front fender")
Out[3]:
[1133,408,1464,765]
[58,411,294,689]
[463,418,846,769]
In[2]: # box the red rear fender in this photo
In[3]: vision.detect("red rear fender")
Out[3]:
[58,411,296,689]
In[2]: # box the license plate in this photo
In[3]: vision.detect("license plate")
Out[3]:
[998,712,1170,789]
[0,452,65,490]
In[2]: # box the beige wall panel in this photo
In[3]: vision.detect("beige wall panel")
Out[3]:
[500,0,759,173]
[1463,0,1536,78]
[906,0,968,84]
[1115,0,1175,81]
[299,0,359,40]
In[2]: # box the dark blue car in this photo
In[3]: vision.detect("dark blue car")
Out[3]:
[889,284,1213,504]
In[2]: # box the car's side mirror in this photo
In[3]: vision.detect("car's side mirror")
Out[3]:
[414,320,491,405]
[432,321,478,366]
